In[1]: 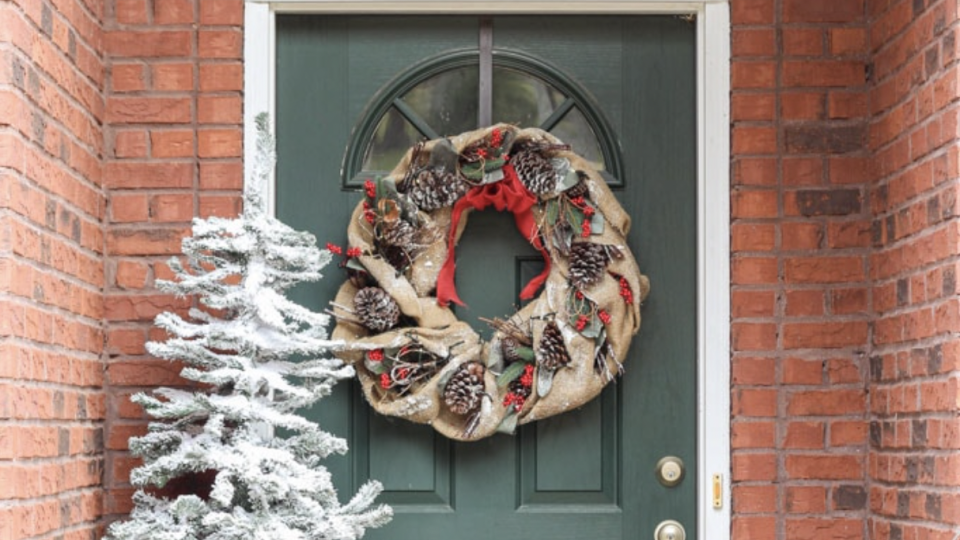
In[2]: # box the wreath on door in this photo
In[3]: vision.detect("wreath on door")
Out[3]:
[328,124,649,441]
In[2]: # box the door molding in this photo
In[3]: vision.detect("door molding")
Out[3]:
[243,3,731,539]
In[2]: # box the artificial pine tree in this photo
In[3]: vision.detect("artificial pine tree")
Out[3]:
[106,114,392,540]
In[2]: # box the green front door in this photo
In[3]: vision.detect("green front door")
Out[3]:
[275,16,696,540]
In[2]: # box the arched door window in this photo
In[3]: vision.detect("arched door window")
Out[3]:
[343,48,623,186]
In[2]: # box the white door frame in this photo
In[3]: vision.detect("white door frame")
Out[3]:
[243,2,731,538]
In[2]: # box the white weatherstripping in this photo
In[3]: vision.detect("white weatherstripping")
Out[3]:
[243,2,731,538]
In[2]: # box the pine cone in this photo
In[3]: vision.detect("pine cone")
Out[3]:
[380,219,416,247]
[569,242,613,289]
[565,175,590,199]
[403,168,467,211]
[538,322,571,371]
[512,150,557,195]
[443,362,486,415]
[354,287,400,332]
[501,336,523,363]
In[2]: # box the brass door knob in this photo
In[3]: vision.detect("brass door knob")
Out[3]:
[654,520,686,540]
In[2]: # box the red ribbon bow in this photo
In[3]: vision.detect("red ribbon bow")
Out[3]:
[436,164,551,307]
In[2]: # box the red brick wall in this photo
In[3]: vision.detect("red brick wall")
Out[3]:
[867,0,960,538]
[0,0,107,535]
[100,0,244,518]
[730,1,874,539]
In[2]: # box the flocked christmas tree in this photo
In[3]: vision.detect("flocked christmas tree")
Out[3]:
[106,114,392,540]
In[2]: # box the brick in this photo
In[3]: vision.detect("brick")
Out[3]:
[199,0,244,25]
[786,486,827,513]
[732,28,776,58]
[734,158,777,186]
[198,129,242,157]
[785,518,863,540]
[732,323,777,351]
[731,0,774,24]
[785,421,825,449]
[732,189,778,218]
[732,453,777,481]
[784,125,866,154]
[733,485,777,514]
[731,290,775,317]
[114,130,148,158]
[111,64,146,92]
[111,193,149,223]
[114,261,150,290]
[199,63,243,91]
[106,97,192,124]
[733,421,776,448]
[788,389,866,415]
[785,289,824,316]
[794,189,862,216]
[782,92,825,120]
[733,126,777,155]
[105,31,193,57]
[781,222,822,250]
[151,130,194,158]
[150,194,194,222]
[783,0,865,23]
[732,93,776,121]
[198,95,242,124]
[783,61,865,87]
[733,61,777,89]
[199,162,243,189]
[734,388,777,416]
[106,228,190,256]
[828,92,868,119]
[732,257,778,285]
[732,356,776,385]
[785,256,864,283]
[115,0,149,24]
[783,29,824,57]
[783,321,869,348]
[199,30,242,58]
[198,195,241,218]
[105,162,194,189]
[154,0,194,25]
[786,455,863,479]
[830,28,866,55]
[152,63,195,91]
[732,223,776,251]
[831,420,868,446]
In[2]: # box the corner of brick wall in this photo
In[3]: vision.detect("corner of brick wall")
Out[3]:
[101,0,245,522]
[867,0,960,537]
[730,0,873,538]
[0,0,107,536]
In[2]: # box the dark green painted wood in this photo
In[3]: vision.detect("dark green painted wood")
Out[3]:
[275,15,696,540]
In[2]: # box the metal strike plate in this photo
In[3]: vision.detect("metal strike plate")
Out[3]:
[654,520,686,540]
[656,456,685,487]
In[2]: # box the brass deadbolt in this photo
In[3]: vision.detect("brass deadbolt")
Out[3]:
[655,456,685,487]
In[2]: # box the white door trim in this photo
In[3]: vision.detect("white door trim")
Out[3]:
[243,3,731,539]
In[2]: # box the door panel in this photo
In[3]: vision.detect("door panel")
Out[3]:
[276,15,696,540]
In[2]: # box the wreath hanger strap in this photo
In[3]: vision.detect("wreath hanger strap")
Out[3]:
[436,163,552,307]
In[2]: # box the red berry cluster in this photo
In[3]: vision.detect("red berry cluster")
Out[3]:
[326,243,363,259]
[581,219,592,238]
[576,314,590,331]
[379,373,391,389]
[618,275,633,304]
[364,179,376,199]
[368,349,384,362]
[490,128,503,148]
[598,309,611,325]
[503,364,534,412]
[362,200,376,224]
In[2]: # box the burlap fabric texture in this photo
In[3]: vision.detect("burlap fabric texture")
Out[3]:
[331,124,650,441]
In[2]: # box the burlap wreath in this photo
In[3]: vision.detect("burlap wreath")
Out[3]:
[329,124,649,441]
